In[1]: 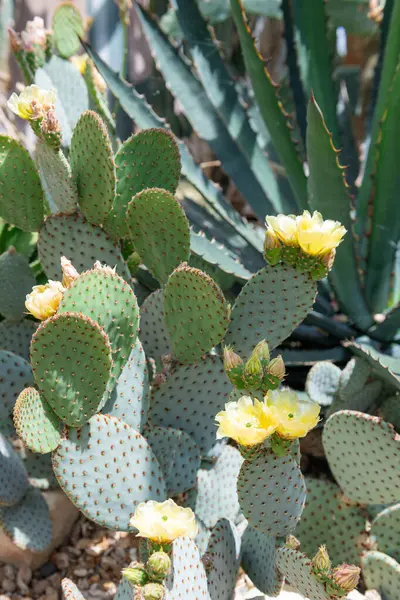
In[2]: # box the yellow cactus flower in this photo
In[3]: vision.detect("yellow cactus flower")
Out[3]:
[296,210,346,257]
[265,389,320,439]
[215,396,278,446]
[7,85,56,121]
[265,214,298,246]
[25,281,65,320]
[129,499,198,543]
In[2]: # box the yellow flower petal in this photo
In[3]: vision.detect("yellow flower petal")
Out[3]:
[265,389,320,440]
[7,85,56,121]
[215,395,278,446]
[296,210,346,256]
[129,499,198,543]
[265,214,298,246]
[25,280,65,320]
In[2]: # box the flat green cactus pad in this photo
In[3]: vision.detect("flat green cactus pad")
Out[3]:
[14,388,61,454]
[62,578,86,600]
[0,486,52,552]
[205,519,240,600]
[237,449,306,536]
[144,426,200,496]
[168,537,211,600]
[164,265,230,363]
[241,526,283,596]
[0,320,37,361]
[139,289,171,362]
[102,339,149,432]
[323,411,400,504]
[185,445,243,528]
[52,414,166,530]
[104,128,181,239]
[370,504,400,562]
[362,551,400,599]
[114,575,134,600]
[0,249,35,321]
[379,395,400,432]
[31,313,112,427]
[0,351,34,422]
[0,434,29,506]
[52,2,85,58]
[345,341,400,391]
[328,379,383,416]
[276,547,332,600]
[59,268,139,387]
[0,136,44,231]
[294,478,367,565]
[38,213,131,283]
[338,357,370,400]
[126,188,190,284]
[225,264,317,356]
[149,355,232,454]
[305,361,341,407]
[22,450,58,491]
[70,111,115,225]
[35,141,78,214]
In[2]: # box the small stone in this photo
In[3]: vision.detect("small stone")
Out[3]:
[32,580,48,595]
[2,580,16,593]
[76,538,91,550]
[38,562,57,578]
[103,582,117,594]
[45,589,58,600]
[3,565,15,579]
[53,552,69,569]
[74,568,89,577]
[47,573,62,589]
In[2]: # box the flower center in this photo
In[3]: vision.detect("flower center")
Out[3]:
[288,413,294,419]
[245,422,253,428]
[161,515,168,522]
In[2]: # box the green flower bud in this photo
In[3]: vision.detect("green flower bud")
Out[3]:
[142,582,166,600]
[122,564,149,586]
[311,545,331,576]
[146,551,171,582]
[223,346,243,371]
[243,354,263,389]
[285,535,300,550]
[251,339,270,362]
[268,355,285,381]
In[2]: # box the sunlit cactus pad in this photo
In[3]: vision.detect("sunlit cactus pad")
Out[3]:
[323,410,400,504]
[305,361,341,407]
[14,387,61,454]
[345,341,400,391]
[164,264,230,363]
[225,264,317,356]
[52,2,84,58]
[31,313,112,427]
[370,503,400,562]
[35,141,78,214]
[294,477,367,564]
[241,526,283,595]
[205,518,241,600]
[362,551,400,599]
[167,536,211,600]
[276,547,333,600]
[139,289,171,362]
[238,449,306,536]
[52,414,166,530]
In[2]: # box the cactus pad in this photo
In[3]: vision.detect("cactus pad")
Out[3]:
[59,268,139,386]
[241,526,283,596]
[62,578,86,600]
[38,213,130,282]
[362,551,400,599]
[0,486,52,552]
[35,141,78,214]
[52,414,166,530]
[164,265,230,363]
[305,362,341,406]
[114,575,134,600]
[0,434,29,506]
[52,2,85,58]
[70,111,115,225]
[144,426,200,496]
[31,313,112,427]
[14,388,61,454]
[0,350,34,423]
[323,411,400,504]
[379,395,400,431]
[328,380,383,416]
[185,445,243,528]
[149,355,232,454]
[102,340,149,431]
[0,320,37,361]
[139,289,171,362]
[225,265,316,356]
[22,450,58,491]
[167,537,211,600]
[237,449,306,536]
[338,357,370,400]
[0,249,35,321]
[104,128,180,239]
[294,478,367,565]
[276,547,332,600]
[126,188,190,284]
[370,504,400,562]
[0,136,44,231]
[345,341,400,391]
[205,519,240,600]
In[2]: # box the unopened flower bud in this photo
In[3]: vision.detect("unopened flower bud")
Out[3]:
[142,582,165,600]
[61,256,79,288]
[223,346,243,371]
[332,563,361,593]
[268,356,285,380]
[251,340,270,363]
[146,552,171,582]
[8,28,22,52]
[122,564,148,586]
[312,545,331,575]
[41,109,61,134]
[285,535,300,550]
[94,260,117,275]
[321,248,336,269]
[264,227,281,266]
[243,354,263,389]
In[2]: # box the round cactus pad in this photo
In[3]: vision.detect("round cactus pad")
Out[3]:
[294,477,367,564]
[241,526,283,596]
[0,320,37,361]
[168,537,211,600]
[104,128,180,239]
[276,547,333,600]
[205,519,240,600]
[225,264,316,356]
[52,414,166,530]
[70,111,115,226]
[323,411,400,504]
[0,350,34,422]
[237,449,306,536]
[0,136,44,231]
[126,188,190,284]
[0,249,35,321]
[0,434,29,506]
[164,264,230,364]
[14,388,61,454]
[362,551,400,599]
[370,504,400,562]
[305,361,341,407]
[31,313,112,427]
[59,268,139,385]
[52,2,84,58]
[139,289,171,362]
